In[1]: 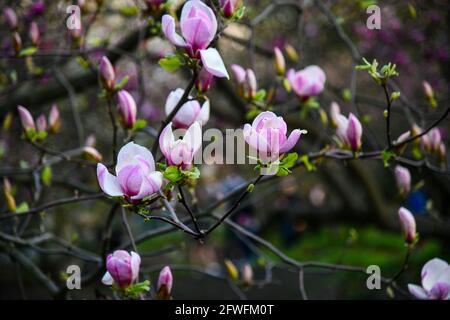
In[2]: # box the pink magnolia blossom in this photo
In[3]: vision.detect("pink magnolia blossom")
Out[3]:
[97,142,163,200]
[3,7,18,30]
[29,21,40,46]
[330,101,341,128]
[231,64,246,84]
[243,111,307,162]
[165,88,209,129]
[159,122,202,169]
[274,47,286,76]
[17,105,36,132]
[398,207,416,244]
[335,113,363,151]
[408,258,450,300]
[36,114,47,132]
[422,128,442,153]
[395,165,411,196]
[117,90,137,129]
[287,65,326,99]
[99,56,116,91]
[230,64,258,99]
[102,250,141,288]
[161,0,229,78]
[220,0,238,18]
[195,68,215,93]
[48,104,60,133]
[157,266,173,299]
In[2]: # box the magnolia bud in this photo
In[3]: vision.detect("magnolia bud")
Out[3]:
[117,90,137,129]
[3,178,16,212]
[195,68,214,93]
[85,134,97,147]
[157,266,173,300]
[221,0,237,18]
[274,47,286,76]
[422,81,437,108]
[347,113,362,151]
[394,165,411,197]
[3,7,18,30]
[17,105,36,132]
[394,131,411,154]
[82,146,102,162]
[29,21,40,46]
[411,124,422,147]
[12,32,22,55]
[330,101,341,128]
[36,114,47,132]
[429,128,441,153]
[241,263,253,287]
[224,259,239,281]
[398,207,417,245]
[99,56,115,91]
[245,69,257,99]
[48,104,61,134]
[284,43,299,62]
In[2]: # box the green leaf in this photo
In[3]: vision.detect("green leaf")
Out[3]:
[16,202,29,214]
[164,166,182,183]
[159,55,182,73]
[76,56,90,69]
[125,280,150,299]
[245,108,261,120]
[18,47,38,57]
[282,78,291,92]
[342,88,352,102]
[281,152,298,169]
[119,6,138,16]
[300,154,315,172]
[132,119,147,131]
[253,89,266,102]
[182,167,200,180]
[235,6,246,20]
[41,166,52,186]
[115,76,129,91]
[381,150,395,167]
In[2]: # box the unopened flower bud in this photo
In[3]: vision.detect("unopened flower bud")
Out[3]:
[85,134,97,147]
[157,266,173,300]
[274,47,286,76]
[241,263,253,287]
[422,81,437,108]
[398,207,417,245]
[395,165,411,197]
[284,43,299,62]
[82,146,102,162]
[48,104,61,134]
[224,259,239,281]
[3,178,16,212]
[394,131,411,154]
[245,69,257,99]
[438,143,446,163]
[29,21,40,46]
[330,101,341,128]
[3,7,18,30]
[220,0,238,18]
[17,105,36,132]
[117,90,137,129]
[196,68,214,93]
[99,56,116,91]
[36,114,47,132]
[12,32,22,55]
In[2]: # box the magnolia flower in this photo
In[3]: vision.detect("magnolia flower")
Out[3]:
[422,128,442,153]
[157,266,173,300]
[165,88,209,129]
[36,114,47,132]
[395,165,411,196]
[117,90,137,129]
[159,122,202,169]
[230,64,258,99]
[82,146,102,162]
[243,111,307,162]
[408,258,450,300]
[17,106,35,132]
[102,250,141,289]
[330,101,341,128]
[245,69,258,99]
[231,64,246,84]
[335,113,363,151]
[99,56,116,91]
[220,0,238,18]
[398,207,416,244]
[3,7,18,30]
[161,0,229,78]
[287,65,326,99]
[29,21,40,46]
[48,104,60,133]
[195,68,214,93]
[274,47,286,76]
[96,142,163,200]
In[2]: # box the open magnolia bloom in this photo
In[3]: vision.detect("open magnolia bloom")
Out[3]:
[287,65,326,99]
[102,250,141,289]
[159,121,202,170]
[165,88,209,129]
[161,0,229,78]
[96,142,163,200]
[408,258,450,300]
[243,111,307,163]
[335,112,363,151]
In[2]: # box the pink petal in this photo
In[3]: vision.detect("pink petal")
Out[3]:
[200,48,229,79]
[116,142,155,174]
[408,284,429,299]
[131,171,163,200]
[159,123,175,159]
[97,163,124,197]
[422,258,449,292]
[101,271,114,286]
[279,129,307,154]
[161,15,190,48]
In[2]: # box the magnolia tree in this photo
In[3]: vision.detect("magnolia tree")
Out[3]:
[0,0,449,300]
